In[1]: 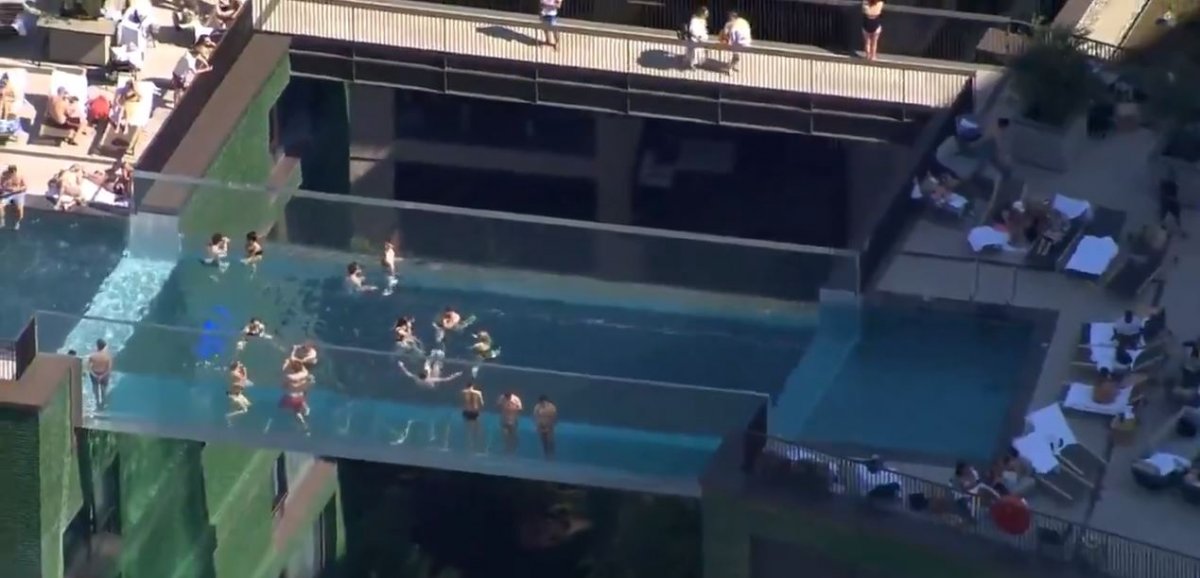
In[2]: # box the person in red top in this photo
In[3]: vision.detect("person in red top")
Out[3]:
[86,93,111,127]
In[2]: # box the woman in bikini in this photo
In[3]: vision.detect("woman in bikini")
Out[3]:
[242,231,264,269]
[861,0,884,61]
[227,361,253,420]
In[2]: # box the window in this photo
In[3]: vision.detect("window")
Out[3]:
[273,454,289,511]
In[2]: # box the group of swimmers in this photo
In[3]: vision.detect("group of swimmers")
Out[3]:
[201,235,558,456]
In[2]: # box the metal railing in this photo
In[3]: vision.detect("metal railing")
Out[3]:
[405,0,1124,64]
[260,0,973,107]
[746,433,1200,578]
[137,2,255,172]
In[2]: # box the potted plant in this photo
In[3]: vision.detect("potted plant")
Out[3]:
[1006,26,1105,172]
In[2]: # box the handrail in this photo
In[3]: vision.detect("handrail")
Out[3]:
[749,433,1200,578]
[257,0,974,108]
[356,0,1125,64]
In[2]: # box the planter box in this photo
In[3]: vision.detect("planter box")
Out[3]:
[1009,113,1088,172]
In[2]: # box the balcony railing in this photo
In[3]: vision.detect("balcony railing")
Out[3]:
[745,433,1200,578]
[409,0,1123,64]
[137,0,255,172]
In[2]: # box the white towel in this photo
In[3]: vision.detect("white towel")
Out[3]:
[1013,433,1060,475]
[1088,322,1114,346]
[1063,383,1132,416]
[1091,347,1143,371]
[968,226,1009,252]
[1053,194,1091,220]
[1065,235,1118,275]
[1144,452,1189,476]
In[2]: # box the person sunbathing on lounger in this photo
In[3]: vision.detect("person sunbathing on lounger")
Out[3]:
[51,165,87,211]
[0,74,15,120]
[47,87,83,145]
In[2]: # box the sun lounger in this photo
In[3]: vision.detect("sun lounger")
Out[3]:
[1106,246,1169,300]
[1061,206,1128,276]
[37,71,89,145]
[1012,432,1088,501]
[1025,194,1091,270]
[1063,382,1135,416]
[0,68,30,117]
[1026,404,1107,482]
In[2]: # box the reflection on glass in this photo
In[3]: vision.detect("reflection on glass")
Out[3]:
[38,311,768,492]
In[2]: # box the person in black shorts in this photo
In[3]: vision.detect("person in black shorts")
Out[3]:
[861,0,884,61]
[461,382,484,451]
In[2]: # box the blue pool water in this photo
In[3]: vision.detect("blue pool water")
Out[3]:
[133,240,814,394]
[793,304,1037,463]
[92,367,722,489]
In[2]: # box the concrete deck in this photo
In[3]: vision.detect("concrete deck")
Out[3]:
[0,2,186,212]
[878,89,1200,558]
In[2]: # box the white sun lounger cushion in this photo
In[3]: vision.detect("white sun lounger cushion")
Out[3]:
[1066,235,1118,275]
[1064,383,1132,416]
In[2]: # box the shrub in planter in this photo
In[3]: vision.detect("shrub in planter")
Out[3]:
[1006,27,1106,171]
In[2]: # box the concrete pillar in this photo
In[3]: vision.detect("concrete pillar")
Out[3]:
[592,115,646,281]
[347,84,400,248]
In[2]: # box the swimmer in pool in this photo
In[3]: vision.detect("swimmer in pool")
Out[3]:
[533,395,558,458]
[290,341,319,369]
[433,307,476,344]
[469,330,501,377]
[242,231,264,269]
[344,262,378,293]
[398,352,462,389]
[279,357,312,432]
[381,242,400,295]
[497,391,523,453]
[226,361,253,421]
[461,382,484,452]
[393,316,424,355]
[202,233,230,269]
[236,317,273,351]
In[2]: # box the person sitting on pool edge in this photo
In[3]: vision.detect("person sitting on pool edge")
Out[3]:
[344,261,378,293]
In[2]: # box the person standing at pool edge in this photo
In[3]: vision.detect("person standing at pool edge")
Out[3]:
[862,0,884,61]
[498,391,523,453]
[462,382,484,452]
[88,339,113,408]
[534,395,558,458]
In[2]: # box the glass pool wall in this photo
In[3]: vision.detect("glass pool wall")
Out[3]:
[38,311,769,494]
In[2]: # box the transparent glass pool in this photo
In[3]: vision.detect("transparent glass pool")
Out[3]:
[39,311,768,494]
[773,301,1038,463]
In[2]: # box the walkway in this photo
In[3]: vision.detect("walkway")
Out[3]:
[254,0,973,108]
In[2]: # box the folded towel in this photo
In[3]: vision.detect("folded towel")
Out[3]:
[1066,236,1118,275]
[1145,452,1189,476]
[968,226,1009,252]
[1053,194,1091,220]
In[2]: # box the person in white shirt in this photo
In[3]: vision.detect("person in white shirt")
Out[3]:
[685,6,709,69]
[720,11,752,73]
[171,49,211,105]
[539,0,562,50]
